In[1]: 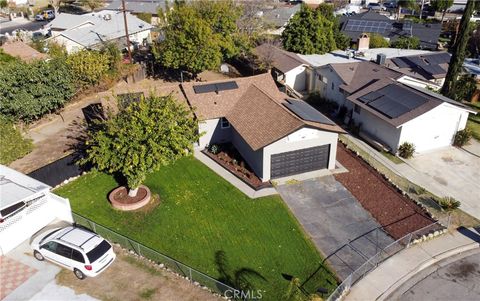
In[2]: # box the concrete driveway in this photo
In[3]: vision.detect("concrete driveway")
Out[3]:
[398,145,480,219]
[277,176,394,280]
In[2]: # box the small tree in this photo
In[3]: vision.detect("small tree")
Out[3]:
[66,50,110,87]
[431,0,454,23]
[369,33,389,48]
[0,0,8,10]
[392,36,421,49]
[454,128,472,146]
[437,196,461,211]
[398,142,415,159]
[453,74,477,102]
[81,95,200,196]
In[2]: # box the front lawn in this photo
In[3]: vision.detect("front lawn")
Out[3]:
[55,157,337,300]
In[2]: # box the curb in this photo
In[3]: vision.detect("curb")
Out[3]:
[377,241,480,300]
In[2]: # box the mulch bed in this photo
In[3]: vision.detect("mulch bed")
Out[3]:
[334,143,436,240]
[110,187,148,204]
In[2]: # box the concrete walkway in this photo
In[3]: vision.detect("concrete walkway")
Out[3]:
[345,227,480,301]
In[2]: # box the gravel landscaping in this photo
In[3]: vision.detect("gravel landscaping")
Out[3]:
[334,143,436,240]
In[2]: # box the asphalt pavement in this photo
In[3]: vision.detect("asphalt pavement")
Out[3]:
[0,19,47,35]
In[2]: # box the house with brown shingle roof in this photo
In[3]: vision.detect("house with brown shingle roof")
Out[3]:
[314,60,475,153]
[0,41,49,62]
[181,73,345,181]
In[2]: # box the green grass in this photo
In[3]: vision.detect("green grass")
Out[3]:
[0,118,33,165]
[55,157,337,300]
[380,150,403,164]
[465,102,480,141]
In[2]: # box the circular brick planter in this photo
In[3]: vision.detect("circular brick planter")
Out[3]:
[108,185,151,211]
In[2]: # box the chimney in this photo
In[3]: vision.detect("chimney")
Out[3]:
[358,33,369,51]
[376,53,386,65]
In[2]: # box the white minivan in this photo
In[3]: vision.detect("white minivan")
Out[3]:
[31,226,116,279]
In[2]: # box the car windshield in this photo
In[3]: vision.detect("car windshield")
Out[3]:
[86,240,111,263]
[39,228,62,245]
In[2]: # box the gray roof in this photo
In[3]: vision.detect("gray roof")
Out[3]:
[253,44,308,73]
[262,4,300,27]
[47,10,152,48]
[340,11,441,50]
[0,165,50,210]
[105,0,167,15]
[386,52,450,80]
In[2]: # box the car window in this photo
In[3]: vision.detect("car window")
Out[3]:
[56,243,73,259]
[86,240,111,263]
[42,241,58,252]
[71,250,85,263]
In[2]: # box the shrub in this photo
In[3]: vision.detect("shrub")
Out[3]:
[392,36,421,49]
[0,117,33,164]
[66,50,111,87]
[437,196,461,211]
[454,128,472,146]
[209,144,220,155]
[411,185,427,195]
[368,33,389,48]
[398,142,415,159]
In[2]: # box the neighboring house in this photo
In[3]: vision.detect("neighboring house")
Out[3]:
[339,11,441,50]
[261,3,301,35]
[315,60,475,153]
[0,165,73,255]
[105,0,168,25]
[253,44,310,92]
[46,10,153,53]
[385,52,451,86]
[0,41,49,62]
[181,73,345,181]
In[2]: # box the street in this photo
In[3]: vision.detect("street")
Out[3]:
[0,19,47,35]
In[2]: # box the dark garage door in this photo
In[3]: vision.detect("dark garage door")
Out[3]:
[270,145,330,179]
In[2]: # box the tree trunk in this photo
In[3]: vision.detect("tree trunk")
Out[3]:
[441,0,475,99]
[128,187,139,197]
[441,9,446,24]
[397,6,402,20]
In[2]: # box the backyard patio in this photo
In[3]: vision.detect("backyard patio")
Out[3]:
[54,157,338,300]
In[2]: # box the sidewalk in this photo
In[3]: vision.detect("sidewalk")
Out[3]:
[345,228,480,301]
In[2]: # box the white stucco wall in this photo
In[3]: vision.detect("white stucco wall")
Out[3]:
[261,127,338,181]
[314,67,350,108]
[51,35,85,53]
[285,65,307,92]
[399,103,470,153]
[197,118,232,149]
[353,107,402,151]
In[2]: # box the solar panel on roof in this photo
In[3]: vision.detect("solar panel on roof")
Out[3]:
[424,52,450,65]
[345,19,392,33]
[391,57,411,68]
[216,81,238,91]
[283,99,335,125]
[420,64,446,76]
[193,84,217,94]
[359,91,382,103]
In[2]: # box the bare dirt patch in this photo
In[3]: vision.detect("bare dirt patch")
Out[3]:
[334,143,436,239]
[56,247,222,301]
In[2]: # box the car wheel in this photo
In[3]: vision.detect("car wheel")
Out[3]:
[34,250,44,261]
[74,269,86,280]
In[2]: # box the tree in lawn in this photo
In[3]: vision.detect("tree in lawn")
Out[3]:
[282,4,336,54]
[81,95,199,197]
[441,0,476,99]
[431,0,454,23]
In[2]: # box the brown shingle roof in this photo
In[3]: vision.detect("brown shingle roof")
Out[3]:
[0,41,49,62]
[181,73,283,120]
[226,84,304,151]
[253,44,308,73]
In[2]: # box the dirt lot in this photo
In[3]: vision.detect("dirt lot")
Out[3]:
[56,247,222,301]
[334,143,436,240]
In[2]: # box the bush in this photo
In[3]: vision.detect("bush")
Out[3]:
[437,196,461,211]
[398,142,415,159]
[392,36,421,49]
[66,50,111,88]
[453,75,477,102]
[0,58,75,122]
[209,144,220,155]
[454,128,472,146]
[368,33,389,48]
[0,117,33,164]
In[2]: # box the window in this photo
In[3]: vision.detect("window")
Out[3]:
[42,241,58,253]
[354,104,361,114]
[56,243,73,258]
[87,240,111,263]
[331,82,334,90]
[220,117,230,129]
[71,250,85,263]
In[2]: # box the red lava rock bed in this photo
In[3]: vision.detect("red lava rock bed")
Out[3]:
[334,143,437,240]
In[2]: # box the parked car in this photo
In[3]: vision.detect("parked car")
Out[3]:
[31,226,116,279]
[35,10,55,21]
[384,1,397,9]
[367,3,385,11]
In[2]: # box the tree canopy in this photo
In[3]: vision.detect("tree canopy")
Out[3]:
[431,0,454,22]
[392,36,421,49]
[154,0,245,75]
[369,33,389,48]
[281,4,336,54]
[81,94,199,195]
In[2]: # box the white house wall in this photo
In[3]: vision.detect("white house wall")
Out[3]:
[314,67,350,108]
[285,65,307,92]
[262,127,338,181]
[353,108,402,152]
[51,35,85,53]
[399,103,469,153]
[197,118,232,149]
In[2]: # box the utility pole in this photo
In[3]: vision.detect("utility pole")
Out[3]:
[121,0,132,63]
[419,0,425,19]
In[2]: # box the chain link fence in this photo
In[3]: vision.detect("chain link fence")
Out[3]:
[326,217,450,301]
[72,213,237,298]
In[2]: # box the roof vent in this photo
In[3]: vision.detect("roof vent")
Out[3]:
[103,14,111,21]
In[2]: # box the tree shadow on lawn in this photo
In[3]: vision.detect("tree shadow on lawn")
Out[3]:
[214,250,267,296]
